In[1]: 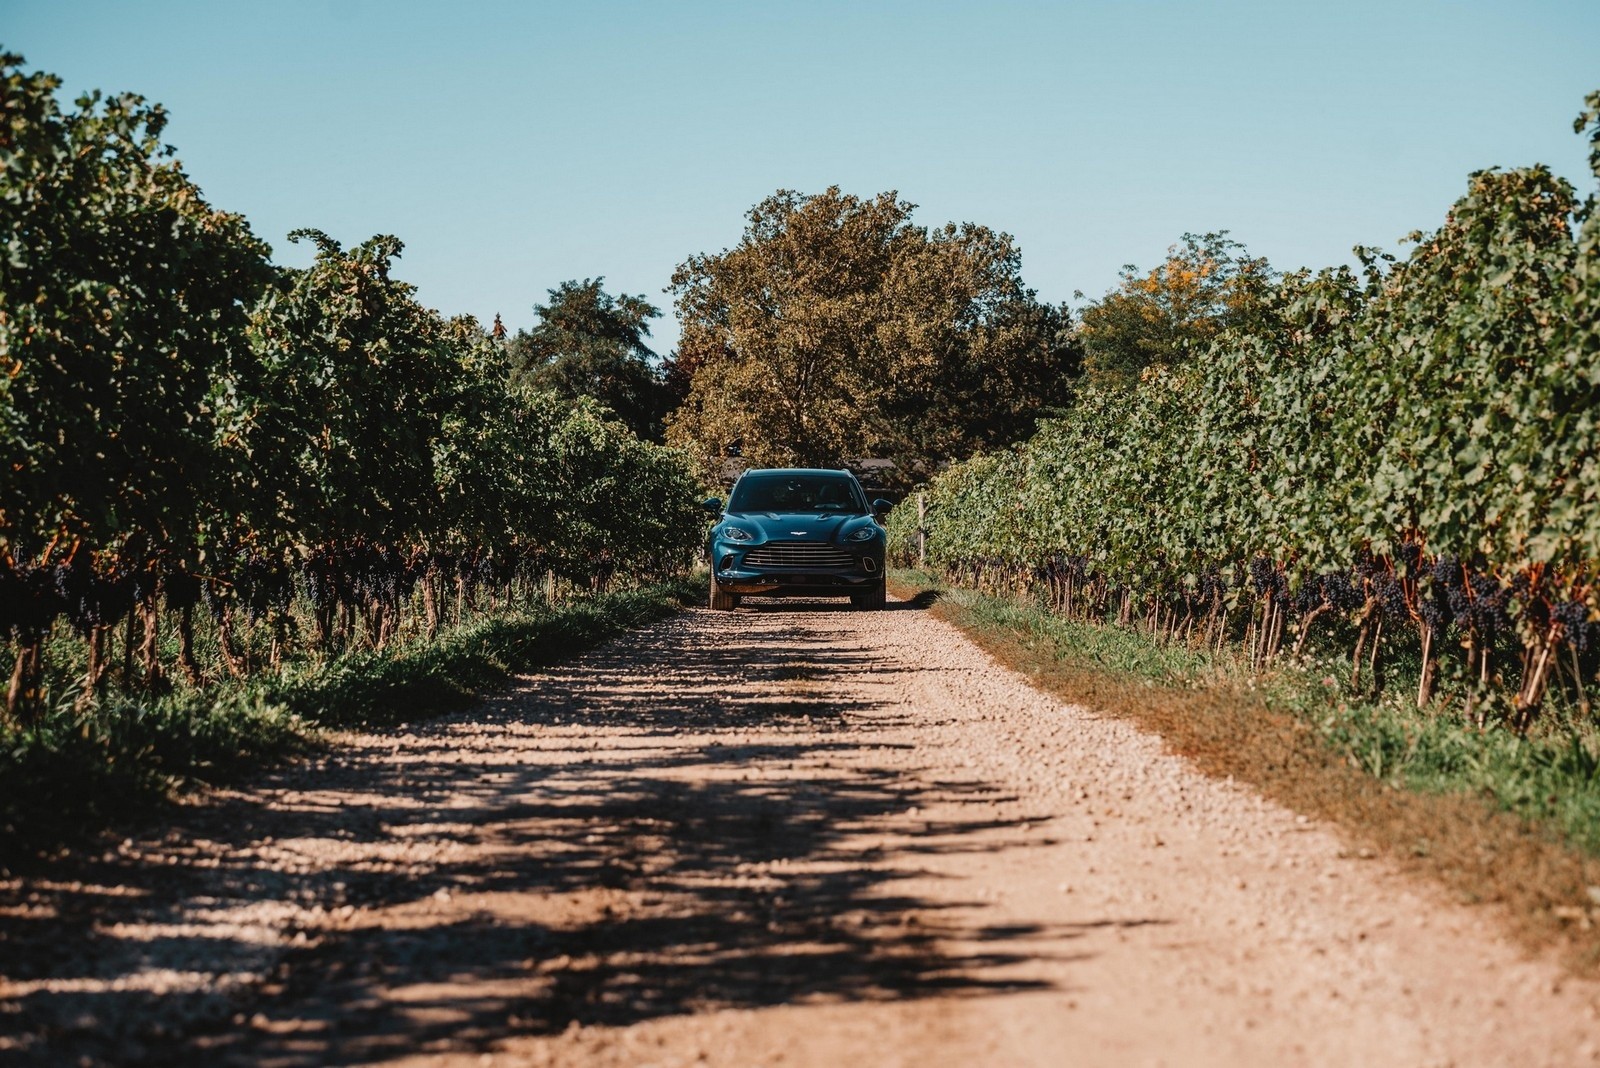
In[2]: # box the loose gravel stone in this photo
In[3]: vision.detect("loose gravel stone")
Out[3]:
[2,597,1599,1066]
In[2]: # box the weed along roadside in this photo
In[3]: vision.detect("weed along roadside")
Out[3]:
[0,578,700,863]
[887,570,1600,974]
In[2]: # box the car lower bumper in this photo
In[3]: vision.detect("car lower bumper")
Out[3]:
[713,562,883,597]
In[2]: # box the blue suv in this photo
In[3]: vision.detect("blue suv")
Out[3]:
[703,468,890,611]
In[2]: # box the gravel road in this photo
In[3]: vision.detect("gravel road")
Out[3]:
[4,595,1600,1066]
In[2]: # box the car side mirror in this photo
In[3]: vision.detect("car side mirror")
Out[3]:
[702,497,723,515]
[872,498,893,517]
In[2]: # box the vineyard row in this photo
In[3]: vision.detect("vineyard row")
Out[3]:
[0,56,705,722]
[889,93,1600,729]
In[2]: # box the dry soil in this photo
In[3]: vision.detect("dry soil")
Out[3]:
[4,595,1600,1066]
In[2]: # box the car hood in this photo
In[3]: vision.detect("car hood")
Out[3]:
[723,511,875,542]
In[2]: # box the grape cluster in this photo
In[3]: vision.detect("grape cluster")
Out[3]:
[1066,555,1091,584]
[1349,554,1407,623]
[197,549,290,624]
[1553,599,1594,653]
[1029,553,1110,617]
[0,564,65,642]
[0,558,145,641]
[1291,578,1319,617]
[459,550,509,595]
[1432,554,1469,622]
[301,549,355,613]
[1375,571,1409,622]
[347,545,414,611]
[1034,553,1096,592]
[53,559,99,636]
[1394,540,1424,580]
[1466,569,1513,637]
[63,559,144,636]
[1248,556,1287,607]
[294,544,432,619]
[1293,570,1364,616]
[1414,554,1458,632]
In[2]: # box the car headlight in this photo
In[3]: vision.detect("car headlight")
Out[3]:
[845,526,879,543]
[720,525,754,542]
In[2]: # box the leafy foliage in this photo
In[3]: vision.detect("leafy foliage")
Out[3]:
[504,278,671,442]
[0,53,273,562]
[666,187,1078,478]
[1074,231,1274,390]
[0,54,705,725]
[235,229,465,549]
[894,94,1600,730]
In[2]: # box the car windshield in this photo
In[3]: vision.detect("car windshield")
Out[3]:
[727,473,867,514]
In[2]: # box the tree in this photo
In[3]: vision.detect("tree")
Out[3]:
[1075,231,1273,390]
[665,187,1078,478]
[504,278,669,441]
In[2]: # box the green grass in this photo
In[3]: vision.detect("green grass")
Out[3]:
[1269,666,1600,856]
[0,578,699,862]
[935,579,1231,685]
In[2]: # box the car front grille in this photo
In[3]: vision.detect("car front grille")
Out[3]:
[742,541,856,570]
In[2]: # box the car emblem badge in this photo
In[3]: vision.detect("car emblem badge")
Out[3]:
[790,531,806,535]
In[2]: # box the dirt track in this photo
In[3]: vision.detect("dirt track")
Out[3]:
[5,595,1600,1066]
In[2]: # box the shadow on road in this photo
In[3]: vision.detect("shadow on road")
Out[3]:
[1,605,1151,1066]
[731,590,942,614]
[890,589,942,611]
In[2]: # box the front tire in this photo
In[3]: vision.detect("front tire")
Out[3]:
[710,571,740,611]
[851,582,886,610]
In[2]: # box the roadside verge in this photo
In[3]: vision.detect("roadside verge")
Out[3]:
[0,578,701,863]
[888,570,1600,974]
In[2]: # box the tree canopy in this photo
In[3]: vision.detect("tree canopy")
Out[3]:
[665,187,1078,479]
[504,278,669,441]
[1074,231,1274,390]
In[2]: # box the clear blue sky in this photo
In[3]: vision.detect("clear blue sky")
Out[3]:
[5,0,1598,353]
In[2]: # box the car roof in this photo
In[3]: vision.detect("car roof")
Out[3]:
[735,468,860,480]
